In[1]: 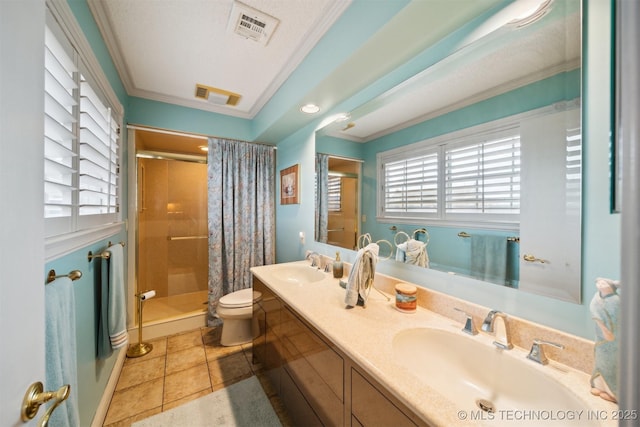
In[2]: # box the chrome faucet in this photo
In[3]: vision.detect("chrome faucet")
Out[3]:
[527,339,564,365]
[306,251,322,269]
[454,308,478,335]
[481,310,513,350]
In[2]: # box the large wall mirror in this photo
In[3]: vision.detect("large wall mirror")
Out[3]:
[315,0,583,303]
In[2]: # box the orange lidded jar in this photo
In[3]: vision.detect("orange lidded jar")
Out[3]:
[395,283,417,313]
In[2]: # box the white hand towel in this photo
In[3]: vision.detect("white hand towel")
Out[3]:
[345,243,379,307]
[404,239,429,268]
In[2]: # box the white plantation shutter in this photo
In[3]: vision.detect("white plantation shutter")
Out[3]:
[44,23,77,235]
[565,125,582,213]
[327,175,342,211]
[44,12,121,238]
[378,124,520,225]
[382,149,438,216]
[78,74,119,225]
[445,130,520,217]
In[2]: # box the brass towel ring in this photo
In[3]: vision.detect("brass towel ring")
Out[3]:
[393,231,410,247]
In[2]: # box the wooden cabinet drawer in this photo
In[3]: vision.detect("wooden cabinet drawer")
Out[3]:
[351,369,418,427]
[282,306,344,426]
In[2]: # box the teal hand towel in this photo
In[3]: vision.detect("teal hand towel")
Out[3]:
[471,234,508,284]
[45,277,80,427]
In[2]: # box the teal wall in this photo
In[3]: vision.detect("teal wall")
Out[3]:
[127,97,253,141]
[281,0,620,340]
[47,1,619,424]
[356,70,579,281]
[44,231,126,426]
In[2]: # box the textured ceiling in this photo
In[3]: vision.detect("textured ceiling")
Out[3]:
[88,0,575,147]
[89,0,349,118]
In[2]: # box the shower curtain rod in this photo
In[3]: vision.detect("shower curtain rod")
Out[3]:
[127,124,277,148]
[317,152,364,163]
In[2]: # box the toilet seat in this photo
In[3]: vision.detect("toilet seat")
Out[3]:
[218,288,262,309]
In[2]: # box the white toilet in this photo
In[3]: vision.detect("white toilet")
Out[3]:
[217,288,262,346]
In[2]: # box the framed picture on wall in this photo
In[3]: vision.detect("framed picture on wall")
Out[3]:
[280,164,299,204]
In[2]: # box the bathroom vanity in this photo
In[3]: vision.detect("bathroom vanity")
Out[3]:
[253,275,424,426]
[251,261,617,427]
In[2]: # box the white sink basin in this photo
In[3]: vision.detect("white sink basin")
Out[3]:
[269,264,325,285]
[392,328,597,426]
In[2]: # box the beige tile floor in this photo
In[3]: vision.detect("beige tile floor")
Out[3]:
[103,326,291,427]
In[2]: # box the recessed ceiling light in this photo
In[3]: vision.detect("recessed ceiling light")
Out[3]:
[300,103,320,114]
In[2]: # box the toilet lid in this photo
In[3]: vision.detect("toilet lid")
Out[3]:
[218,288,262,308]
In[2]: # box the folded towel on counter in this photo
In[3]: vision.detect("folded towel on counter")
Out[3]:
[345,242,379,307]
[45,277,80,427]
[106,244,128,350]
[396,239,429,268]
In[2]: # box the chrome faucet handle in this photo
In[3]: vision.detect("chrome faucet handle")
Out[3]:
[527,339,564,365]
[306,251,321,268]
[454,308,478,335]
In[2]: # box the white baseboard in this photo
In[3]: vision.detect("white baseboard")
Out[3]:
[91,345,127,427]
[128,312,208,343]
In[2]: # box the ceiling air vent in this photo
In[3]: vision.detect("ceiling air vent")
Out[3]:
[229,1,279,46]
[195,84,241,106]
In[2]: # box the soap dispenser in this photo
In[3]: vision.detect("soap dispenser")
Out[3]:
[333,252,344,278]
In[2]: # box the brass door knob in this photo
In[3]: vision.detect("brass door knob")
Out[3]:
[523,254,547,263]
[21,382,70,426]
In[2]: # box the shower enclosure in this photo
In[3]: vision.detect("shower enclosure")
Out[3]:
[137,154,208,323]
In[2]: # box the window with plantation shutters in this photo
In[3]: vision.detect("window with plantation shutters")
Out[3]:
[382,149,438,216]
[44,10,121,239]
[445,130,520,217]
[78,75,119,221]
[44,22,77,233]
[327,175,342,211]
[378,122,521,226]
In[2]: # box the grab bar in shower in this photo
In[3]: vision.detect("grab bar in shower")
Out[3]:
[167,235,208,241]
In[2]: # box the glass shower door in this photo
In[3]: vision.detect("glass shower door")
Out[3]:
[138,156,208,322]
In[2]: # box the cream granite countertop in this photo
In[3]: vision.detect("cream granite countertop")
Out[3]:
[251,261,619,427]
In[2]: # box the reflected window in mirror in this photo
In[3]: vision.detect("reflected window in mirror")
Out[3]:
[378,123,521,226]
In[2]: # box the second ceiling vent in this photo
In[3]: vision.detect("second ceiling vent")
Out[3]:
[229,1,279,46]
[195,84,241,106]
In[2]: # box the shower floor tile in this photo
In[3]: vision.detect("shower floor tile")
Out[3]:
[142,290,208,323]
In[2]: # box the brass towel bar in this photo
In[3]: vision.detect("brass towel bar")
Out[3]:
[457,231,520,243]
[88,241,125,262]
[46,269,82,284]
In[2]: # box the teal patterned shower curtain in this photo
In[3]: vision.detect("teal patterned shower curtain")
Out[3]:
[207,138,275,326]
[315,153,329,244]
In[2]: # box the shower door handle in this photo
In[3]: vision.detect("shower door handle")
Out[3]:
[167,235,208,241]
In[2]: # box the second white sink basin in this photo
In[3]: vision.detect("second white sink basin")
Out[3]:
[269,264,325,285]
[392,328,597,426]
